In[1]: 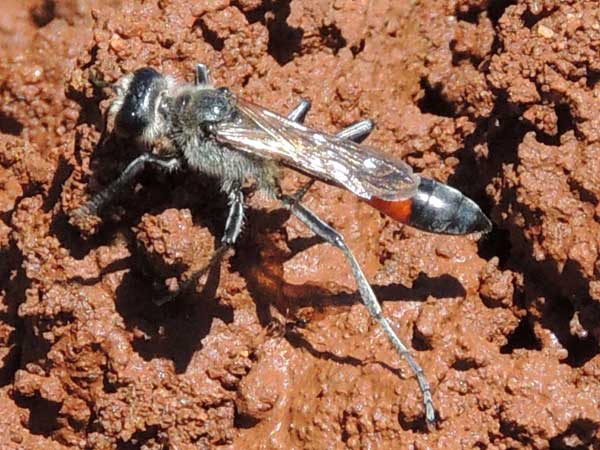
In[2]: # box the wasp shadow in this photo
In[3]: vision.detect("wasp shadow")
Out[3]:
[0,245,27,387]
[231,207,467,348]
[281,318,432,432]
[548,418,598,450]
[113,259,233,373]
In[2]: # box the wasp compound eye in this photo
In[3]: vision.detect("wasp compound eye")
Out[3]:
[114,67,167,139]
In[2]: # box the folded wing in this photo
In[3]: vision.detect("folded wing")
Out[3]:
[213,98,418,201]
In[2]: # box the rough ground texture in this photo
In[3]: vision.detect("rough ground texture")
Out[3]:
[1,0,599,448]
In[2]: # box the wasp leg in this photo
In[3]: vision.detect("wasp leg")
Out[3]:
[287,98,374,143]
[195,64,211,85]
[287,99,311,123]
[284,104,434,421]
[71,153,182,219]
[335,119,374,144]
[279,194,436,426]
[221,188,244,244]
[156,102,321,304]
[154,187,244,305]
[158,108,376,303]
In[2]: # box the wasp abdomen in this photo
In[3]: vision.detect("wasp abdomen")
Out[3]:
[368,178,492,235]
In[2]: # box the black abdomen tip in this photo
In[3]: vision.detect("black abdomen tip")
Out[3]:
[410,178,492,235]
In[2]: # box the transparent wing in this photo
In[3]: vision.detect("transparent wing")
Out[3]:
[213,98,418,201]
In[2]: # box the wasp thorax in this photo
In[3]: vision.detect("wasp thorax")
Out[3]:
[114,67,169,140]
[194,88,233,124]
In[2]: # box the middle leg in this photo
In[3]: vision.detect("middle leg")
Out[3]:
[154,186,244,305]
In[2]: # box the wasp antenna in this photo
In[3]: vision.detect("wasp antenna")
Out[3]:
[195,64,211,85]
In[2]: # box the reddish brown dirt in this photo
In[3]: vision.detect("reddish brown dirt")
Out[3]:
[1,0,599,449]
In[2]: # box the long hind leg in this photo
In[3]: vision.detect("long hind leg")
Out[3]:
[280,106,435,425]
[279,194,435,426]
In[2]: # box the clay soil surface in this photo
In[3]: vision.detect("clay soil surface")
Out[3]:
[1,0,600,449]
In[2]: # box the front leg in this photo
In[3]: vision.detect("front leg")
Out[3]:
[154,186,244,305]
[71,153,181,219]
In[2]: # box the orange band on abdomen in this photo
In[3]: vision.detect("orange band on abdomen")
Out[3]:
[367,197,413,224]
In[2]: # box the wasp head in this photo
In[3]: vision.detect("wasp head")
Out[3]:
[112,67,171,143]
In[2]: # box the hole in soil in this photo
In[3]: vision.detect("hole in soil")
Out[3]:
[488,0,518,24]
[412,273,466,299]
[412,328,433,351]
[500,420,533,445]
[531,103,575,146]
[586,70,600,88]
[234,411,260,429]
[456,0,517,25]
[31,0,55,27]
[194,19,225,51]
[350,39,365,57]
[266,1,303,65]
[416,78,456,118]
[456,7,480,24]
[0,254,26,387]
[478,227,511,269]
[341,427,351,444]
[398,412,428,433]
[319,24,347,54]
[43,156,73,212]
[116,425,160,450]
[16,396,61,435]
[549,418,598,450]
[451,358,479,371]
[555,103,574,138]
[500,316,541,353]
[522,7,555,29]
[233,0,303,65]
[65,85,103,127]
[564,334,598,368]
[568,179,598,206]
[0,112,24,136]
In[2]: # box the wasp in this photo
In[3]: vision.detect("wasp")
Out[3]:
[72,64,492,426]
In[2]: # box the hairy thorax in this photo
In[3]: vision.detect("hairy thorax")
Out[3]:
[168,89,279,195]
